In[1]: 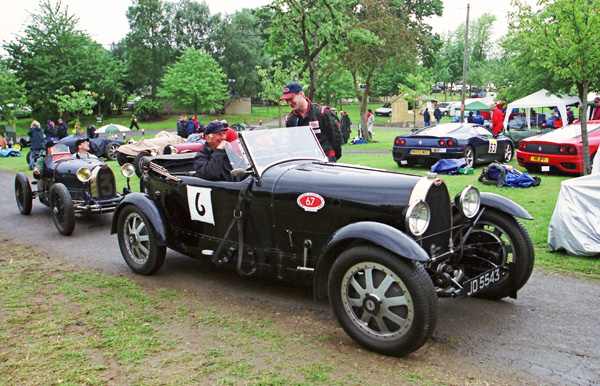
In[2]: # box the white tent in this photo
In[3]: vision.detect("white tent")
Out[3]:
[503,89,580,130]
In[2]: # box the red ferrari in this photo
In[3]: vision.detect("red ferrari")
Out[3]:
[516,121,600,175]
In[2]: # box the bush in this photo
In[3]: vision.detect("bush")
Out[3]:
[134,98,163,121]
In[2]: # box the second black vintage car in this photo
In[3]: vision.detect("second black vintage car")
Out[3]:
[15,143,135,235]
[112,126,535,356]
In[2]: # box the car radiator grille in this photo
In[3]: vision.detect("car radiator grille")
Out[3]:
[92,166,117,198]
[420,183,452,257]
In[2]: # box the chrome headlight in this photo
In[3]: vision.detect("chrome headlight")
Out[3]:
[121,163,135,178]
[76,167,92,182]
[456,185,480,218]
[150,148,158,156]
[405,200,431,237]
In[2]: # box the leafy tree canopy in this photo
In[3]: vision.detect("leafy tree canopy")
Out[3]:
[158,48,229,114]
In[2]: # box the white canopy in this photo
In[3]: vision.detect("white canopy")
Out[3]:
[503,89,580,130]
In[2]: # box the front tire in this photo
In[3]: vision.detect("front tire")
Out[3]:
[49,183,75,235]
[328,246,437,356]
[15,173,33,215]
[117,205,166,275]
[463,209,535,300]
[464,145,475,168]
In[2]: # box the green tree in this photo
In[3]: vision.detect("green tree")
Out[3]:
[171,0,217,51]
[509,0,600,175]
[266,0,350,100]
[0,60,28,127]
[212,9,271,97]
[257,61,296,127]
[52,87,98,126]
[341,0,418,140]
[158,48,228,114]
[4,0,125,120]
[125,0,175,98]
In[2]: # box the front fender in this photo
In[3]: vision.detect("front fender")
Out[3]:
[110,192,169,245]
[313,221,430,299]
[480,192,533,220]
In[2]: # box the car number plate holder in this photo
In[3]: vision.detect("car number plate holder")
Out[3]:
[411,149,430,155]
[463,266,503,296]
[531,156,549,163]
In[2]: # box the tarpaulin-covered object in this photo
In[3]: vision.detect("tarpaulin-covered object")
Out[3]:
[548,173,600,256]
[430,158,467,175]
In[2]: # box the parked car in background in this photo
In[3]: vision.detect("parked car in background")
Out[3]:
[112,125,534,357]
[393,122,514,168]
[126,96,142,110]
[15,143,134,235]
[516,121,600,175]
[375,103,392,116]
[116,130,185,177]
[436,101,462,117]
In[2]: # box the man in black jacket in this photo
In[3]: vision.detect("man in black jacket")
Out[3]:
[282,82,342,162]
[193,120,233,181]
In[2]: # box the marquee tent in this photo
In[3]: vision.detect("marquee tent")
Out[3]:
[464,100,492,111]
[502,89,580,130]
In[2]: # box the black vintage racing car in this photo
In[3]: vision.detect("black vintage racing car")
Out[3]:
[15,143,135,235]
[112,126,535,356]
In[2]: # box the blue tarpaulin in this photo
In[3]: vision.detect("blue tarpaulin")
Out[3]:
[430,158,467,175]
[0,148,21,157]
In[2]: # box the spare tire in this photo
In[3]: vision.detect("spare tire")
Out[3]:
[116,151,131,166]
[134,151,151,177]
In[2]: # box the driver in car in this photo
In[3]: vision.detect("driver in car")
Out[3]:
[33,140,57,179]
[193,120,234,181]
[72,137,98,160]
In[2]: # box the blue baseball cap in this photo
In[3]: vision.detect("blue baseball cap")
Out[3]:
[281,82,302,99]
[204,120,227,136]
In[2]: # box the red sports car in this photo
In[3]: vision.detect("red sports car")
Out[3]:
[516,121,600,175]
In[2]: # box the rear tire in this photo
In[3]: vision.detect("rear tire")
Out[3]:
[15,173,33,215]
[502,143,513,163]
[328,246,437,356]
[49,183,75,236]
[104,141,120,161]
[464,146,475,168]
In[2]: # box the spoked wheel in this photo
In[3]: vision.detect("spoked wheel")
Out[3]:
[117,205,165,275]
[104,141,120,161]
[328,246,437,357]
[49,183,75,235]
[14,173,33,215]
[502,143,513,163]
[462,209,535,300]
[464,146,475,168]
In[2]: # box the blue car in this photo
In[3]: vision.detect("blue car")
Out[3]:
[393,123,514,168]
